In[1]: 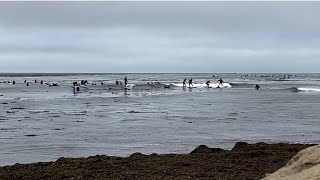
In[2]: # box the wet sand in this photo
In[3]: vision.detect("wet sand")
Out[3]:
[0,142,316,180]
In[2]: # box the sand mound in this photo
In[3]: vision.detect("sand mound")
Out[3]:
[263,144,320,180]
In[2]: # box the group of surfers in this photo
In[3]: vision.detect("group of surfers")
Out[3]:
[181,78,261,90]
[182,78,225,88]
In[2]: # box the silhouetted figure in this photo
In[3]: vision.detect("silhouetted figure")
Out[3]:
[116,81,119,85]
[12,80,15,85]
[73,81,78,86]
[26,82,29,86]
[183,79,186,87]
[35,80,37,83]
[40,80,43,84]
[218,79,224,86]
[255,84,261,90]
[24,80,27,83]
[124,76,128,86]
[73,86,80,92]
[188,78,193,87]
[101,82,104,85]
[206,80,210,87]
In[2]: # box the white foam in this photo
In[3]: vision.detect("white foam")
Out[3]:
[125,84,135,90]
[172,82,232,88]
[298,87,320,92]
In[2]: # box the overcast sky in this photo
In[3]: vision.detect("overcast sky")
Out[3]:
[0,1,320,73]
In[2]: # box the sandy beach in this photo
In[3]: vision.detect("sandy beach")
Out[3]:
[0,142,315,180]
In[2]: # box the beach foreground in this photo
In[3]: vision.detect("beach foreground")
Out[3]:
[0,142,316,180]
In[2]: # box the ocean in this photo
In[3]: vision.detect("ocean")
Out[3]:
[1,73,320,165]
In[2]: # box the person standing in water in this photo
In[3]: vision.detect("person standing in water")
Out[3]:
[255,84,261,90]
[124,76,128,86]
[206,80,210,88]
[189,78,193,87]
[183,79,187,87]
[218,79,224,87]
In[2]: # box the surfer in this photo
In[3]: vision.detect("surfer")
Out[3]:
[218,79,224,87]
[124,76,128,86]
[188,78,193,87]
[255,84,261,90]
[206,80,210,88]
[183,79,187,87]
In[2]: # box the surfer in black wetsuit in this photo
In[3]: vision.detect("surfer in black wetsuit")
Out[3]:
[255,84,261,90]
[124,76,128,87]
[218,79,224,87]
[206,80,210,88]
[183,79,186,87]
[189,78,193,87]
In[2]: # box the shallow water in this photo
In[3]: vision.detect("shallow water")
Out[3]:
[1,73,320,165]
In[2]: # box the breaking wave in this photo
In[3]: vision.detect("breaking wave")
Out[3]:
[297,87,320,92]
[172,82,232,88]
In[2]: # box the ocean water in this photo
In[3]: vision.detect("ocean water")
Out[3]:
[1,73,320,165]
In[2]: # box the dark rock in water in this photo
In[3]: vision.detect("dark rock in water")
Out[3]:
[11,107,25,110]
[190,145,224,154]
[52,128,62,131]
[25,134,38,137]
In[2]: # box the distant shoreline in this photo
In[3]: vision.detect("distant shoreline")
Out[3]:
[0,72,318,77]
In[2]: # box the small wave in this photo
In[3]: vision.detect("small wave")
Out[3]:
[172,82,232,88]
[297,87,320,92]
[229,83,257,88]
[286,87,299,92]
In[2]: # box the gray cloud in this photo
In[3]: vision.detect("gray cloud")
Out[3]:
[0,2,320,73]
[1,2,320,32]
